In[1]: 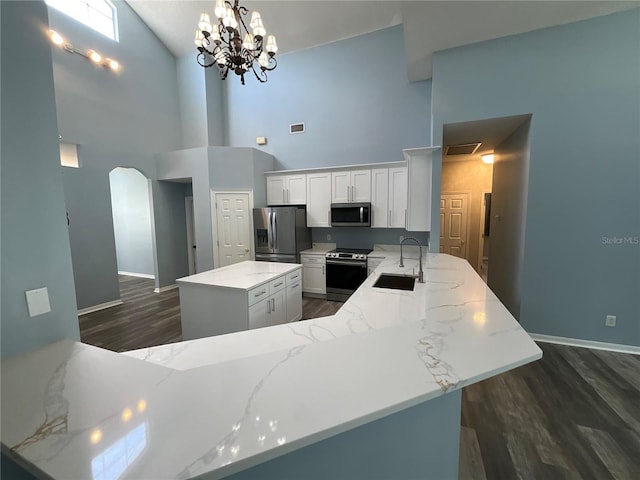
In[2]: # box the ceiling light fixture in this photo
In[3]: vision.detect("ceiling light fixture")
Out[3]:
[481,153,495,164]
[194,0,277,85]
[48,29,121,73]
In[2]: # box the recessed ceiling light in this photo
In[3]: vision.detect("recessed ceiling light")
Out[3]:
[481,153,494,164]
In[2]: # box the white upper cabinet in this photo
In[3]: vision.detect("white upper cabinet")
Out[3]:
[388,167,408,228]
[404,147,439,232]
[267,174,307,205]
[371,168,389,228]
[371,167,407,228]
[331,169,371,203]
[306,172,332,227]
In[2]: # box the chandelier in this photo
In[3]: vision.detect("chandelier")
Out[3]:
[195,0,278,85]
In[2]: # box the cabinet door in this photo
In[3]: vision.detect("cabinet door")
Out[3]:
[331,171,351,203]
[268,289,286,326]
[351,170,371,202]
[388,167,408,228]
[302,263,326,294]
[306,173,331,227]
[370,168,389,228]
[286,175,307,204]
[267,176,286,205]
[248,297,269,330]
[286,280,302,322]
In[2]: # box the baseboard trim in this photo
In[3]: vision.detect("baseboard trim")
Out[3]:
[302,293,327,299]
[78,299,123,316]
[118,271,155,279]
[154,284,178,293]
[530,333,640,355]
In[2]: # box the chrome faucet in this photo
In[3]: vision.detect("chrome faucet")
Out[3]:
[399,237,424,283]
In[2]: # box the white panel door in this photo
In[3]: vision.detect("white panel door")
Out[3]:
[371,168,389,228]
[306,172,331,227]
[215,192,252,267]
[286,175,307,204]
[351,170,371,202]
[388,167,408,228]
[266,176,285,205]
[440,193,468,258]
[331,171,351,203]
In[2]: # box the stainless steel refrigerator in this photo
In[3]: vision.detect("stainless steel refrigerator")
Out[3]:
[253,206,311,263]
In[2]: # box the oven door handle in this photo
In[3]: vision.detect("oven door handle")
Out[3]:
[326,260,367,267]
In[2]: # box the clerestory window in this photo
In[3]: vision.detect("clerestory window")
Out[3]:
[45,0,118,41]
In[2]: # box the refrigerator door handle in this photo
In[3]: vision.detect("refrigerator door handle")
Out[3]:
[267,211,273,250]
[272,211,277,249]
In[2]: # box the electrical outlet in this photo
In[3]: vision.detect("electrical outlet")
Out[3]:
[399,235,404,243]
[605,315,616,327]
[327,234,331,241]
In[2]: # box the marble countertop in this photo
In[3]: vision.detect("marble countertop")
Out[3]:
[176,261,301,290]
[299,243,336,255]
[1,254,542,480]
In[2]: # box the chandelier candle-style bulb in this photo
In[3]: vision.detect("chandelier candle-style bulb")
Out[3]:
[198,13,212,33]
[250,11,262,29]
[194,30,204,47]
[252,17,266,39]
[258,51,269,68]
[242,33,255,50]
[265,35,278,54]
[214,0,226,19]
[223,7,238,30]
[49,30,64,46]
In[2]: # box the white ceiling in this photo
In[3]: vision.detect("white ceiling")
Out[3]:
[126,1,638,81]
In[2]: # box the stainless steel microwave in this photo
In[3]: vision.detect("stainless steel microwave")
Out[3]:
[330,203,371,227]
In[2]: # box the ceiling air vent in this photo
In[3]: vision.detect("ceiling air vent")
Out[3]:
[445,142,481,156]
[290,123,305,134]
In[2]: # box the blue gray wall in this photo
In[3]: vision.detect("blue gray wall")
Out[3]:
[311,229,428,251]
[62,167,120,310]
[48,0,187,302]
[226,25,432,170]
[109,168,155,277]
[1,0,80,359]
[431,10,640,346]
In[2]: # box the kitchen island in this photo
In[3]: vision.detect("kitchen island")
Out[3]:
[178,261,303,340]
[1,253,541,479]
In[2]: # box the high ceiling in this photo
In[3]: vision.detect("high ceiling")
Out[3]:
[126,1,638,81]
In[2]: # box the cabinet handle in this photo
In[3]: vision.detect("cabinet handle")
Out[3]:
[255,290,266,297]
[287,189,290,203]
[274,281,283,287]
[322,265,325,275]
[271,298,276,311]
[405,209,407,227]
[389,209,391,226]
[290,274,299,280]
[292,283,300,289]
[267,300,271,314]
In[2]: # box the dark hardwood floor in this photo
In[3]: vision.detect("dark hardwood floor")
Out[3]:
[79,275,640,479]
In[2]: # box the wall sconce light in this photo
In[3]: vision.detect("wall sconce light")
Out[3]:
[481,153,494,164]
[48,30,121,72]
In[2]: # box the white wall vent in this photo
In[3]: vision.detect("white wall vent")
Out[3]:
[290,123,305,134]
[445,142,481,156]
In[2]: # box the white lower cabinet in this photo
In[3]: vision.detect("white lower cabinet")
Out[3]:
[248,297,270,329]
[286,281,303,322]
[301,254,326,295]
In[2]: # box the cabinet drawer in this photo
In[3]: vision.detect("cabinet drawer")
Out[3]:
[248,284,269,306]
[269,276,286,294]
[286,269,302,285]
[301,255,326,265]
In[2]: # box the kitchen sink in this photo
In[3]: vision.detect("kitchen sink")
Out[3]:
[373,273,416,291]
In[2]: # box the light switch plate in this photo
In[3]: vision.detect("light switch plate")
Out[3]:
[25,287,51,317]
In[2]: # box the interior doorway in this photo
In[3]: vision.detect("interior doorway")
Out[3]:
[439,193,470,259]
[109,167,156,279]
[211,190,254,268]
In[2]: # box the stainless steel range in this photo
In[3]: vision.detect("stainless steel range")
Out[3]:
[325,248,372,302]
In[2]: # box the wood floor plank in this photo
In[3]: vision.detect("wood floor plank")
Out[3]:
[577,425,640,480]
[458,426,487,480]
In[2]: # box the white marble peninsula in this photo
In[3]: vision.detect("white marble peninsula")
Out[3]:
[178,261,303,340]
[1,254,542,480]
